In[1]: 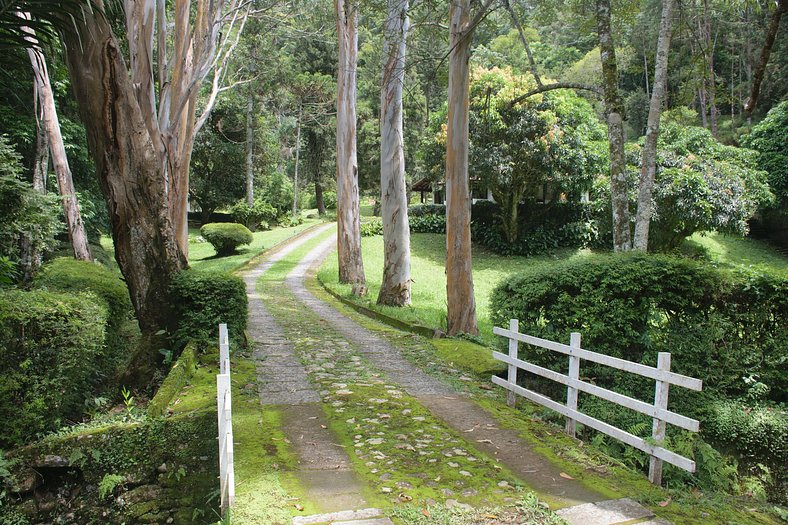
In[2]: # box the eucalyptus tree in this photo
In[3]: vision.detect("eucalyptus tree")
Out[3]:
[377,0,412,306]
[336,0,367,295]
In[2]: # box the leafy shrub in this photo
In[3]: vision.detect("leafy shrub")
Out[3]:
[408,204,445,217]
[705,400,787,501]
[490,254,787,491]
[410,214,446,233]
[0,256,16,285]
[34,258,132,330]
[228,199,277,231]
[0,289,109,447]
[741,100,788,212]
[169,270,247,347]
[308,191,337,210]
[200,223,254,256]
[278,213,304,227]
[360,218,383,237]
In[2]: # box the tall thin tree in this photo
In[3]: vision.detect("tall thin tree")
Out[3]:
[634,0,676,251]
[378,0,411,306]
[336,0,367,295]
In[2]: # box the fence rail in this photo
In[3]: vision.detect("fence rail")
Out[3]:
[217,323,235,515]
[492,320,703,485]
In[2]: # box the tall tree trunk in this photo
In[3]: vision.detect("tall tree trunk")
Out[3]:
[744,0,786,114]
[32,108,48,192]
[701,0,718,136]
[245,93,255,206]
[378,0,411,307]
[597,0,631,252]
[27,39,92,261]
[634,0,675,251]
[293,103,302,217]
[62,4,186,334]
[336,0,367,296]
[445,0,479,335]
[315,178,326,216]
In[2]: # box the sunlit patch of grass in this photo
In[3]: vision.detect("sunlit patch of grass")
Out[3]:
[683,232,788,278]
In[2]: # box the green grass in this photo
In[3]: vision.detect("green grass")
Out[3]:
[684,231,788,278]
[318,233,594,344]
[319,232,788,345]
[189,218,321,273]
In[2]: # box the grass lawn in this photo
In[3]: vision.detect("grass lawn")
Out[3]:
[319,231,788,345]
[189,217,321,273]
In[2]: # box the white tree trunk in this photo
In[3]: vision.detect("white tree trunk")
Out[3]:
[445,0,478,335]
[245,93,255,206]
[336,0,367,295]
[27,43,92,261]
[378,0,411,307]
[634,0,675,251]
[32,108,48,193]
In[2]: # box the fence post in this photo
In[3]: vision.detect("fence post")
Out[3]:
[219,323,229,375]
[649,352,671,485]
[507,319,519,407]
[565,332,581,437]
[216,373,230,513]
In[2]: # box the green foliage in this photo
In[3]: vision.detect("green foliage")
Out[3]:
[0,256,16,285]
[200,222,254,256]
[0,289,109,447]
[0,136,62,270]
[360,218,383,237]
[34,258,132,330]
[308,191,337,210]
[490,254,787,490]
[741,100,788,212]
[410,214,446,234]
[259,170,295,217]
[706,400,787,492]
[593,122,773,251]
[98,473,125,500]
[169,270,248,347]
[228,199,277,231]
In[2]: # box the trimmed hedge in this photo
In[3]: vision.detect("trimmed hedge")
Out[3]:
[360,218,383,237]
[0,289,109,447]
[34,258,132,329]
[200,222,253,255]
[169,270,247,347]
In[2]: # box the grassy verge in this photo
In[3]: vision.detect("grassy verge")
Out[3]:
[684,231,788,278]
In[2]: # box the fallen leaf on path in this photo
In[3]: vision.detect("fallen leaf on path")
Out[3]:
[398,493,412,502]
[293,504,304,511]
[421,509,430,518]
[477,439,493,444]
[658,497,672,507]
[479,385,493,390]
[321,424,327,429]
[559,472,574,480]
[485,514,498,519]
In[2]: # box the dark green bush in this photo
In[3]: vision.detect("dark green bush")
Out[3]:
[360,218,383,237]
[408,204,445,217]
[200,222,254,255]
[228,199,277,231]
[169,270,247,347]
[34,258,132,330]
[490,254,787,491]
[410,214,446,233]
[0,289,108,447]
[309,191,337,210]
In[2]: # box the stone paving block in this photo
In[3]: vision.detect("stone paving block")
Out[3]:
[291,508,383,525]
[556,498,654,525]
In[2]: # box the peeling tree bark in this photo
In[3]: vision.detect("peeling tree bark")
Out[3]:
[62,5,186,334]
[378,0,411,307]
[445,0,480,335]
[634,0,675,252]
[245,93,255,206]
[597,0,631,252]
[32,107,48,193]
[26,29,92,261]
[336,0,367,296]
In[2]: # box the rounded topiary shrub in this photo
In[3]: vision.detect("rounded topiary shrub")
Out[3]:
[169,270,247,347]
[200,222,253,255]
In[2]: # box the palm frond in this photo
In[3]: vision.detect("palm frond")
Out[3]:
[0,0,98,51]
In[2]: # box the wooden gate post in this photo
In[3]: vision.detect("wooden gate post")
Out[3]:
[565,332,581,437]
[507,318,519,407]
[649,352,671,485]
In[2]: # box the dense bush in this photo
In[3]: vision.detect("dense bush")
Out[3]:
[34,258,132,330]
[490,254,787,492]
[410,214,446,233]
[308,191,337,210]
[228,199,277,231]
[408,204,445,217]
[360,218,384,237]
[741,100,788,212]
[169,270,247,347]
[200,222,254,255]
[0,289,109,447]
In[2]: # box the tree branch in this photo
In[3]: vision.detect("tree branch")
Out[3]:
[508,82,601,107]
[503,0,542,88]
[744,0,786,114]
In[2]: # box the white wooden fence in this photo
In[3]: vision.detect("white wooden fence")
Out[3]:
[492,319,703,485]
[217,323,235,515]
